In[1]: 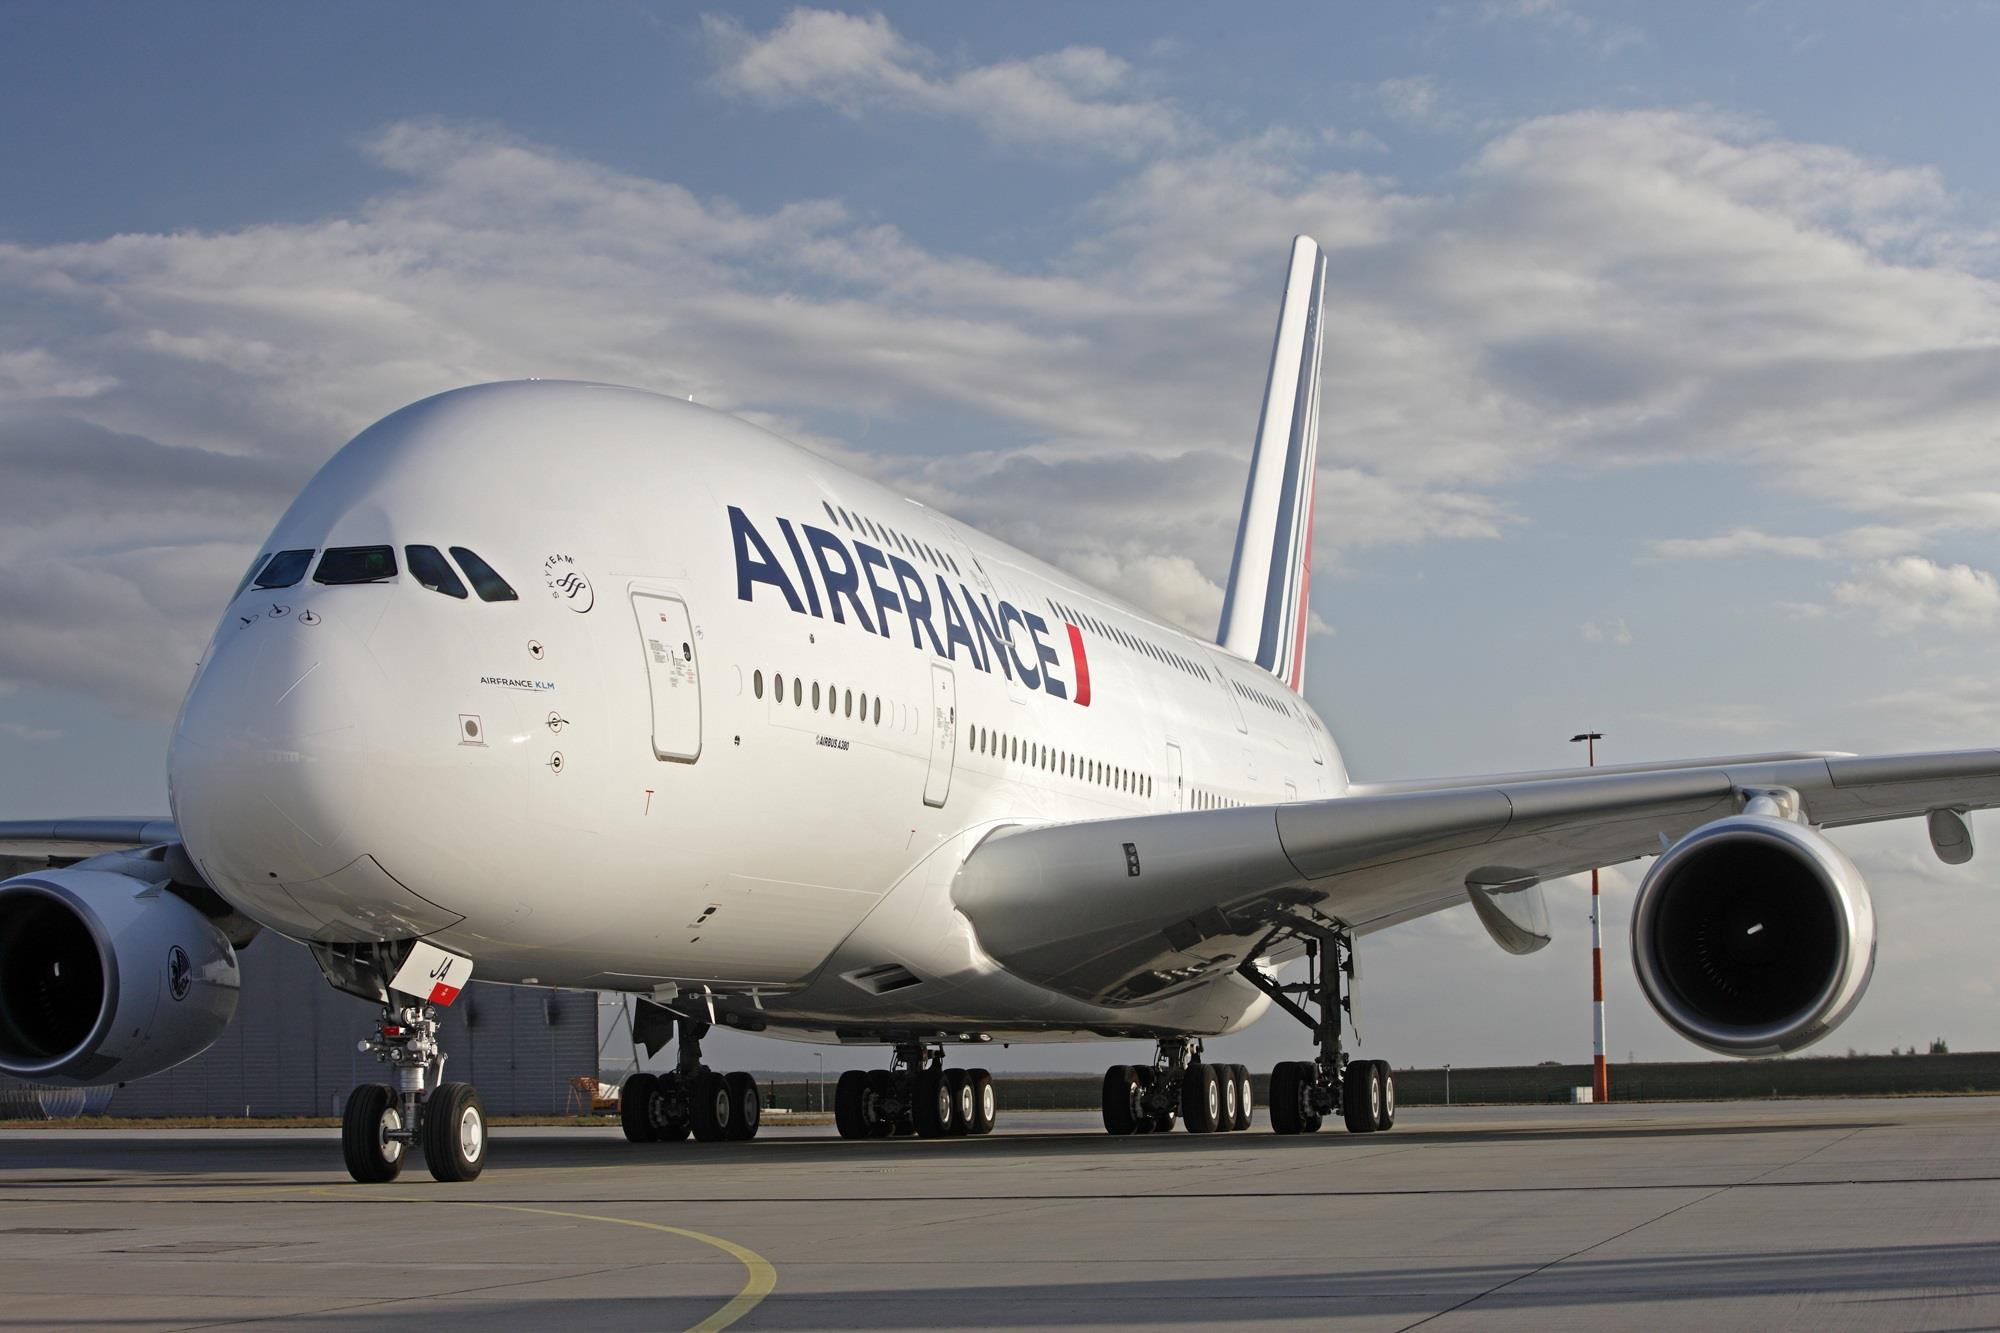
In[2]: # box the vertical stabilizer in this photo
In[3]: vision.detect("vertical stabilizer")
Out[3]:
[1216,235,1326,691]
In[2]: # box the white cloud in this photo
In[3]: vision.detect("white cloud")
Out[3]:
[0,721,59,743]
[1832,556,2000,632]
[703,8,1186,157]
[1648,525,1922,561]
[1372,75,1457,131]
[1581,617,1634,645]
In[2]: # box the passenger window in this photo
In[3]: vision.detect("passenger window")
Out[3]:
[448,548,519,602]
[793,678,803,706]
[234,552,273,598]
[774,673,785,701]
[813,682,822,710]
[873,697,882,725]
[405,546,468,598]
[254,549,314,590]
[845,689,853,718]
[315,546,397,585]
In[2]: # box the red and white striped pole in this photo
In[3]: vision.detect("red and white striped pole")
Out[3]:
[1572,731,1609,1104]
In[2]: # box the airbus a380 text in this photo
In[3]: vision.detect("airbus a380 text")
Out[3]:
[3,237,1996,1182]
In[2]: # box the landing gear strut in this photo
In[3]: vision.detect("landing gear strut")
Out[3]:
[834,1043,996,1139]
[1237,919,1396,1134]
[344,997,487,1182]
[1100,1038,1253,1135]
[620,1012,762,1145]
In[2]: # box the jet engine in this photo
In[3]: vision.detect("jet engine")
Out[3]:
[0,867,240,1086]
[1631,814,1875,1057]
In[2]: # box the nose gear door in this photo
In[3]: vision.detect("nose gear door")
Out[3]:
[923,663,957,807]
[633,592,701,762]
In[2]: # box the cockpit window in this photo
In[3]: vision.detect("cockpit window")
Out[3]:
[314,546,398,585]
[234,552,273,598]
[254,549,315,589]
[449,547,519,602]
[404,545,467,599]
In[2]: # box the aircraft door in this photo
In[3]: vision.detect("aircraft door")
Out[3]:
[1165,742,1185,811]
[923,663,957,807]
[632,592,701,762]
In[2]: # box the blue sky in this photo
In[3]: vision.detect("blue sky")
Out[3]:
[5,2,2000,1071]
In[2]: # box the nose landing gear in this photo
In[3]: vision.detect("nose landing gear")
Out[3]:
[343,998,487,1182]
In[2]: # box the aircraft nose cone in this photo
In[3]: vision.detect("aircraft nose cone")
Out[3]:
[171,613,375,910]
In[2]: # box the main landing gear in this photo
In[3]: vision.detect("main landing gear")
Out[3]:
[343,999,487,1183]
[620,1014,763,1144]
[1100,1038,1254,1135]
[833,1043,997,1139]
[1237,919,1396,1135]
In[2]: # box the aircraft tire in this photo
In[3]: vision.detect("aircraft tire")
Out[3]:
[620,1072,660,1143]
[1268,1061,1307,1135]
[342,1083,405,1183]
[1343,1061,1382,1134]
[865,1068,897,1137]
[1232,1065,1254,1131]
[723,1071,761,1141]
[691,1070,731,1141]
[834,1069,870,1139]
[1218,1062,1240,1131]
[1100,1065,1141,1135]
[1181,1062,1220,1133]
[423,1082,487,1182]
[944,1069,972,1136]
[1372,1061,1397,1132]
[915,1068,953,1137]
[968,1068,997,1134]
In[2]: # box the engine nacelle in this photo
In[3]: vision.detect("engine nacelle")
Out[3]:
[0,867,239,1085]
[1631,815,1875,1057]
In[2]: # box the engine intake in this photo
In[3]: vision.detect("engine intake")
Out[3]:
[1631,815,1875,1057]
[0,868,239,1085]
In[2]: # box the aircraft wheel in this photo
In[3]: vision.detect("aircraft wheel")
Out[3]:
[1268,1061,1309,1135]
[723,1071,761,1141]
[865,1069,897,1137]
[834,1069,870,1139]
[1101,1064,1141,1135]
[915,1068,953,1137]
[1180,1062,1220,1133]
[691,1070,732,1141]
[423,1082,487,1182]
[342,1083,404,1183]
[943,1069,972,1136]
[1372,1061,1397,1132]
[1217,1062,1240,1131]
[620,1072,659,1143]
[968,1068,997,1135]
[1232,1066,1254,1131]
[1343,1060,1382,1134]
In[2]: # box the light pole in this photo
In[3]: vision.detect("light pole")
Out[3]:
[1443,1063,1451,1106]
[1571,731,1609,1105]
[814,1051,824,1111]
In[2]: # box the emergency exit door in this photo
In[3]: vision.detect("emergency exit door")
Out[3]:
[923,664,957,807]
[632,592,701,762]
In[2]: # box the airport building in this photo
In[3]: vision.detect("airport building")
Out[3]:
[0,935,600,1118]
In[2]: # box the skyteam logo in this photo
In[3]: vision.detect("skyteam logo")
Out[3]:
[728,505,1090,706]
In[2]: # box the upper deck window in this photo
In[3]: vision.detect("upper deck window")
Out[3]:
[315,546,397,585]
[405,546,467,599]
[254,549,315,590]
[448,548,519,602]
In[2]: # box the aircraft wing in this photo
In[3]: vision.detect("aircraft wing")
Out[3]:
[0,817,179,878]
[951,749,2000,1007]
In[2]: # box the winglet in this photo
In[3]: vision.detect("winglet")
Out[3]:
[1216,235,1326,692]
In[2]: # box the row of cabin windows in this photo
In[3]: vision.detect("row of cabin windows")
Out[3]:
[752,668,885,727]
[820,501,963,578]
[966,722,1154,798]
[1192,789,1244,811]
[241,545,517,602]
[1048,597,1211,683]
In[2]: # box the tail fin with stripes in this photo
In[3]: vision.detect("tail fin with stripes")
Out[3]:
[1216,234,1326,691]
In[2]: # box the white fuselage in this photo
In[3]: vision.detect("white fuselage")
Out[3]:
[168,382,1346,1043]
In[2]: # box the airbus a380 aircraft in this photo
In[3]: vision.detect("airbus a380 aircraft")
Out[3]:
[3,236,1997,1182]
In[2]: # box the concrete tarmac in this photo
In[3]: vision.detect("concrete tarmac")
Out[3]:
[3,1095,1998,1330]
